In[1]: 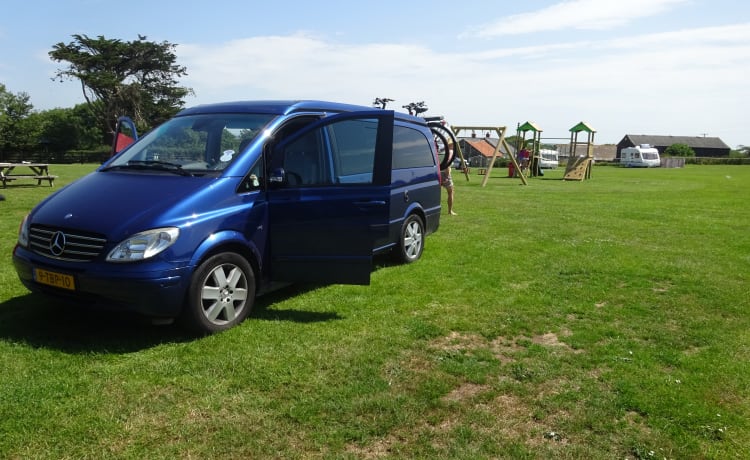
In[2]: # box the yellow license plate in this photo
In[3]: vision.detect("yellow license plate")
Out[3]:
[34,268,76,291]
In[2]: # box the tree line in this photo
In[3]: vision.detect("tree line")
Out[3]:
[0,34,192,163]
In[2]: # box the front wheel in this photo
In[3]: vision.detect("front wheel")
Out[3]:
[395,214,425,264]
[180,252,255,334]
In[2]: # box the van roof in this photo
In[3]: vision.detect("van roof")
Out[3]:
[177,100,424,123]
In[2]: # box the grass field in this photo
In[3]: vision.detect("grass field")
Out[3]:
[0,164,748,459]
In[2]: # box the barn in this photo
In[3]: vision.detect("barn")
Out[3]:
[617,135,730,158]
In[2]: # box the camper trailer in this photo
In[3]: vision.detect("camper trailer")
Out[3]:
[538,149,559,169]
[620,144,661,168]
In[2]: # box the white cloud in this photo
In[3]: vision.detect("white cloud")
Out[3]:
[469,0,689,37]
[177,21,750,147]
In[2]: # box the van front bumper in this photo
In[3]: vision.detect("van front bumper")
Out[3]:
[12,245,191,318]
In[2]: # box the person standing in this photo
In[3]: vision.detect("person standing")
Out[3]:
[441,160,457,216]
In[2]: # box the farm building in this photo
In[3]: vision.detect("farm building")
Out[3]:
[617,135,730,158]
[457,134,514,167]
[555,143,617,161]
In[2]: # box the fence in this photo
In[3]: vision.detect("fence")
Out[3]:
[0,149,110,164]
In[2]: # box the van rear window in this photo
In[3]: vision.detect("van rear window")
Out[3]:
[392,126,435,169]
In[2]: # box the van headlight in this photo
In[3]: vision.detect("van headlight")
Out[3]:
[107,227,179,262]
[18,215,30,247]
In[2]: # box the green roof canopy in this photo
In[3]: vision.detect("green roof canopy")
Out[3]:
[569,121,596,133]
[518,121,542,133]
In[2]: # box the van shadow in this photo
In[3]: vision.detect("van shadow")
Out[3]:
[251,283,344,323]
[0,294,186,353]
[0,285,342,354]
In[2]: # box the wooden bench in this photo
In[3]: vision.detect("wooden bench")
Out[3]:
[0,163,57,188]
[477,168,487,175]
[1,174,58,187]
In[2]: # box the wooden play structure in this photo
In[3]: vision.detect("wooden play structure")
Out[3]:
[563,121,596,181]
[450,125,527,186]
[516,121,543,178]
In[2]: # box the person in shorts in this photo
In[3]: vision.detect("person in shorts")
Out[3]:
[441,156,457,216]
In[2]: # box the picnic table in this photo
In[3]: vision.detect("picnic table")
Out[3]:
[0,162,58,188]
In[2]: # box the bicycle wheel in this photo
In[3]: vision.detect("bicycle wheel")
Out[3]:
[429,122,460,150]
[429,123,456,170]
[431,128,453,170]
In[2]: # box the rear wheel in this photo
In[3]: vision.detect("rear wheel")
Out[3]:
[395,214,425,264]
[180,252,255,334]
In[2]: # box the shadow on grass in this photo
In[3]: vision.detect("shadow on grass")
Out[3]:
[251,283,344,323]
[0,294,188,353]
[0,284,343,353]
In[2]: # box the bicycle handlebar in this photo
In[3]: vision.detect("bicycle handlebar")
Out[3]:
[373,97,394,109]
[402,101,428,116]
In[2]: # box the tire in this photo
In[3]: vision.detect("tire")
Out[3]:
[395,214,425,264]
[180,252,255,334]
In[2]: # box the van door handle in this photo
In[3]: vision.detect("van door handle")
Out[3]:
[354,200,386,207]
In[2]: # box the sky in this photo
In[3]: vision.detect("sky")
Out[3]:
[1,0,749,148]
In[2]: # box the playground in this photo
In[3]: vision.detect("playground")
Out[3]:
[379,99,600,187]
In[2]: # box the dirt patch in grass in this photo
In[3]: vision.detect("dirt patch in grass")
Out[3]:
[346,385,574,458]
[429,331,487,353]
[441,382,490,403]
[531,331,583,354]
[353,331,589,457]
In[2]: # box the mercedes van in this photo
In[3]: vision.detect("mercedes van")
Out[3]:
[13,100,442,333]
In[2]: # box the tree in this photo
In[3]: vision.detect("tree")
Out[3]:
[663,143,696,157]
[0,83,39,160]
[37,104,101,154]
[49,34,193,145]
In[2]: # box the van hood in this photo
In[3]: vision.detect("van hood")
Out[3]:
[30,171,222,239]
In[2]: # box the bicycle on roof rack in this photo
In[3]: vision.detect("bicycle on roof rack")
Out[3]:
[402,101,465,174]
[402,101,429,117]
[372,98,466,174]
[372,97,394,109]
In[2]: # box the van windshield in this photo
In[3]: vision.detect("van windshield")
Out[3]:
[107,113,276,173]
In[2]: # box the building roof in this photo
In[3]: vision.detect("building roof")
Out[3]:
[620,134,729,150]
[459,137,509,158]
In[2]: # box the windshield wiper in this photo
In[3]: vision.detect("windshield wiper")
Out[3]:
[104,160,193,176]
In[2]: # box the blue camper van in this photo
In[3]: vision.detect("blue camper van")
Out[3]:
[13,100,442,333]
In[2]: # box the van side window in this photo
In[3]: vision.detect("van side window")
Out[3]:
[392,125,435,169]
[282,130,330,186]
[328,119,378,185]
[239,158,263,192]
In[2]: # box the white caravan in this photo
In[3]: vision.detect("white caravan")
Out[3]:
[620,144,661,168]
[538,149,559,169]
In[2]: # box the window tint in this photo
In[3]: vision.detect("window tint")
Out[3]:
[278,117,380,186]
[392,125,435,169]
[239,158,264,192]
[329,119,378,184]
[282,130,330,186]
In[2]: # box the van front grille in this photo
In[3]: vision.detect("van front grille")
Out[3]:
[29,225,108,262]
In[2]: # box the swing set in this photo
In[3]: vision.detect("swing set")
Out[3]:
[450,125,527,186]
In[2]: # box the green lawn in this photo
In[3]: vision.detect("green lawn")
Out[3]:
[1,164,748,459]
